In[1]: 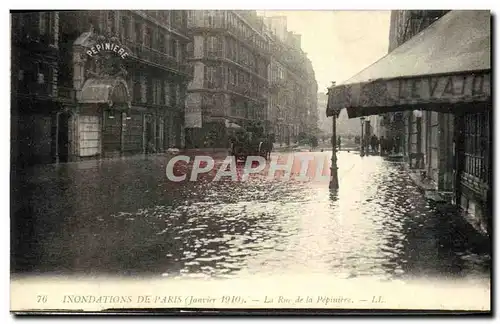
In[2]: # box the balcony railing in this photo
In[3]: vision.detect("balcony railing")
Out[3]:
[227,83,267,102]
[124,41,191,76]
[57,87,76,102]
[16,81,55,98]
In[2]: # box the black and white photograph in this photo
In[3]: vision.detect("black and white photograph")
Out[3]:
[9,7,492,314]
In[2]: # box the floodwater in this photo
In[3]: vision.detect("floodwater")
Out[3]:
[11,151,491,282]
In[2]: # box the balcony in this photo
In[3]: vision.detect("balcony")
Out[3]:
[227,83,267,102]
[57,87,76,103]
[269,78,287,92]
[14,33,59,57]
[16,81,55,99]
[132,10,189,39]
[124,41,191,77]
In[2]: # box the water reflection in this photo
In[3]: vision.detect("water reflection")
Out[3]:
[11,152,490,281]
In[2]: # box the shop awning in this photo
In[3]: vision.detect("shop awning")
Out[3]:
[78,77,131,108]
[327,10,491,118]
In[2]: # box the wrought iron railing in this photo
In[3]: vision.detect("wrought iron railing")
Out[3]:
[57,87,76,102]
[124,40,191,76]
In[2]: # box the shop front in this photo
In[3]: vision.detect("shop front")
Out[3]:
[76,77,133,159]
[326,10,491,233]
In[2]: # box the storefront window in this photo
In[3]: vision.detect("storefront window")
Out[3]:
[464,112,489,183]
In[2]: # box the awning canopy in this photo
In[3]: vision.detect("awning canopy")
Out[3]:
[78,77,131,108]
[327,10,491,118]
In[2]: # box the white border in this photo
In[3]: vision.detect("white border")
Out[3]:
[2,1,498,323]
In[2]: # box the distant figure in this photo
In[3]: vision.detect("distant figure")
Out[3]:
[370,134,378,154]
[310,136,318,149]
[379,136,386,155]
[394,135,401,154]
[337,136,342,151]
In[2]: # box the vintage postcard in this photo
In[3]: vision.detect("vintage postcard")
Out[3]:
[10,8,491,314]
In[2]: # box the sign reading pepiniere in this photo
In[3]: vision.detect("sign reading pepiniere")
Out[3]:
[86,42,130,59]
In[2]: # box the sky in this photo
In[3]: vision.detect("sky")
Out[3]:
[260,11,392,92]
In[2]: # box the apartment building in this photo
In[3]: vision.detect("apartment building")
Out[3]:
[11,10,191,166]
[184,10,271,148]
[265,15,319,145]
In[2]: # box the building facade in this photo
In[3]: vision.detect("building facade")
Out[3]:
[11,11,61,167]
[12,10,319,163]
[182,11,319,148]
[11,10,191,166]
[184,10,271,148]
[385,10,492,234]
[265,15,319,145]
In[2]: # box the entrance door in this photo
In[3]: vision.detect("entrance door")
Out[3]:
[145,117,154,153]
[57,112,70,162]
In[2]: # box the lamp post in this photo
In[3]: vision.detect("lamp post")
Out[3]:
[360,117,366,157]
[328,82,339,190]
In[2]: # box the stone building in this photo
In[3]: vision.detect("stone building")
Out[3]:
[265,15,319,145]
[184,10,271,148]
[328,10,491,234]
[11,10,191,165]
[11,11,62,167]
[386,10,492,233]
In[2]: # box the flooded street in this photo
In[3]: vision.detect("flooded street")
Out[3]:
[11,151,490,282]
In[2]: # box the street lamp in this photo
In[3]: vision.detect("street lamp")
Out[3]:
[360,117,366,157]
[328,81,339,190]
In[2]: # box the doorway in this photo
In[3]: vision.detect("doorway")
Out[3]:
[145,117,155,154]
[57,112,70,162]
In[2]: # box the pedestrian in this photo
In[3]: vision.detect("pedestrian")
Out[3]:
[370,134,378,154]
[379,136,385,155]
[394,136,400,154]
[337,136,342,151]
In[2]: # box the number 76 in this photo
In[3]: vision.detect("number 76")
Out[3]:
[37,295,47,303]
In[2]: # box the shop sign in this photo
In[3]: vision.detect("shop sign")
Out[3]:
[86,42,130,60]
[359,72,491,107]
[327,71,491,116]
[394,72,490,103]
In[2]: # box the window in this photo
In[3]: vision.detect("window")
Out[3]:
[144,26,153,48]
[187,11,194,26]
[39,12,53,44]
[152,79,163,105]
[204,66,217,88]
[204,10,216,27]
[135,22,142,44]
[463,112,490,183]
[107,11,116,35]
[229,68,235,85]
[170,83,177,106]
[132,74,142,103]
[160,11,171,25]
[21,12,40,41]
[164,80,171,105]
[175,40,181,61]
[120,15,130,41]
[176,84,181,106]
[158,31,165,53]
[170,38,177,58]
[173,11,183,28]
[206,36,217,57]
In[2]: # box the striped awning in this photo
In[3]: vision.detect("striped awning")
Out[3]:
[327,10,491,118]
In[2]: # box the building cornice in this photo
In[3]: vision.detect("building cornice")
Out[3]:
[130,10,190,41]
